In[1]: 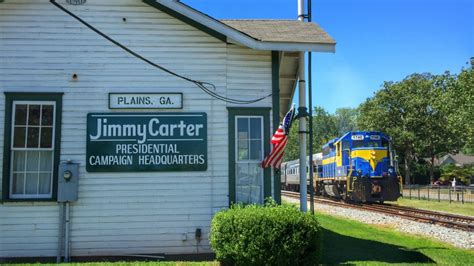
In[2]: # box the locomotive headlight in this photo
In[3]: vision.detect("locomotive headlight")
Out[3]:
[388,167,395,176]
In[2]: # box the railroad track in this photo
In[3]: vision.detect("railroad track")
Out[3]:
[282,190,474,232]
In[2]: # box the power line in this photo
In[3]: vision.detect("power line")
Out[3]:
[49,0,272,104]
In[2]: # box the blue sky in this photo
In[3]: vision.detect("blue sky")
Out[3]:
[183,0,473,113]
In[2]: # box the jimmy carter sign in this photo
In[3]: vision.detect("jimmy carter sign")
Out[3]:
[86,113,207,172]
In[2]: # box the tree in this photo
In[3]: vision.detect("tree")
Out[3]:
[283,107,342,162]
[358,72,469,184]
[450,59,474,155]
[310,107,338,153]
[418,73,464,183]
[334,107,358,136]
[358,77,425,184]
[283,119,300,162]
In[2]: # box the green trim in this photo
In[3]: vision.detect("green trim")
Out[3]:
[227,107,271,206]
[142,0,227,43]
[2,92,63,202]
[271,51,282,204]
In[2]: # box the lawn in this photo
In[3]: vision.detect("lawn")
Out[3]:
[317,212,474,265]
[388,197,474,216]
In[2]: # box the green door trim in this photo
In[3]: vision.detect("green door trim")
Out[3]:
[227,107,271,206]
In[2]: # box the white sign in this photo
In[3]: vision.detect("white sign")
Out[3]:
[109,93,182,109]
[370,135,381,140]
[351,135,364,140]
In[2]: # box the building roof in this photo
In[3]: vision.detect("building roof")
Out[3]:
[435,153,474,167]
[146,0,336,52]
[220,20,336,45]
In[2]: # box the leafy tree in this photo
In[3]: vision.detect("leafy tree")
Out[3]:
[283,119,300,162]
[450,59,474,155]
[358,70,470,184]
[310,107,338,153]
[358,76,427,184]
[440,164,474,185]
[334,107,358,136]
[283,107,359,162]
[418,73,464,183]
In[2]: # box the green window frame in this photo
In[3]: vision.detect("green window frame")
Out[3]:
[228,107,271,206]
[2,93,63,202]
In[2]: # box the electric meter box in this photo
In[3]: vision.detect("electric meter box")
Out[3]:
[58,162,80,202]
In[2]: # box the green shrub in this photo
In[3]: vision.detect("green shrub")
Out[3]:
[210,200,321,266]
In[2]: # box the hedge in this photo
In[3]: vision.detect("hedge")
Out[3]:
[210,200,321,266]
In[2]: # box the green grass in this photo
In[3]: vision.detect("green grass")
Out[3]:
[318,212,474,265]
[388,197,474,216]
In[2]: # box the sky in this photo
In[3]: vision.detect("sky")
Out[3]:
[183,0,473,113]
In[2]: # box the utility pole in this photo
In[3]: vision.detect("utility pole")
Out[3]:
[297,0,308,212]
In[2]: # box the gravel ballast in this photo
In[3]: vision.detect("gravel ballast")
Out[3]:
[283,196,474,249]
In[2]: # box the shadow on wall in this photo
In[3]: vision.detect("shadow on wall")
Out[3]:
[321,229,435,264]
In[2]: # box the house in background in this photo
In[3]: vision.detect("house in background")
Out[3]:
[432,152,474,167]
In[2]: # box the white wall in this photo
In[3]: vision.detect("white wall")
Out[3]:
[0,0,272,257]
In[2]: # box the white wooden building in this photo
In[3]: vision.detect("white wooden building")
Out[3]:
[0,0,335,260]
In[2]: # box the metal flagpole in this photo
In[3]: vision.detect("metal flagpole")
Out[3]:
[297,0,308,212]
[307,0,315,214]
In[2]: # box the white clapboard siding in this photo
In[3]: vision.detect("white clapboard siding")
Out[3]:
[0,0,272,258]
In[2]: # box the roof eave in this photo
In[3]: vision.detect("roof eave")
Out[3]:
[149,0,336,53]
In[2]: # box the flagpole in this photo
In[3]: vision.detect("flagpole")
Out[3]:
[297,0,308,213]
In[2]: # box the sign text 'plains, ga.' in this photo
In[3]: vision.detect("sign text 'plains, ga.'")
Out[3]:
[86,113,207,172]
[109,93,182,109]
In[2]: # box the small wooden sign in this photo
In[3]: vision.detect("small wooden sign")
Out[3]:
[109,93,183,109]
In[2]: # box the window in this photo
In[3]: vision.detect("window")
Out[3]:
[3,93,62,201]
[235,116,263,204]
[228,107,270,206]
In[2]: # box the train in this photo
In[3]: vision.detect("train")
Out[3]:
[281,131,402,203]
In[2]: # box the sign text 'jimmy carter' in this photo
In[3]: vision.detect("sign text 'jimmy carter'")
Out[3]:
[86,113,207,172]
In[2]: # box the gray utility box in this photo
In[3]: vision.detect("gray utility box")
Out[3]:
[58,162,80,202]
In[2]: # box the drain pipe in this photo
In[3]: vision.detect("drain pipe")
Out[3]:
[56,203,64,263]
[64,202,71,262]
[297,0,308,212]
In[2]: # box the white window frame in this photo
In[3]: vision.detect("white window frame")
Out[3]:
[9,101,56,199]
[234,115,264,204]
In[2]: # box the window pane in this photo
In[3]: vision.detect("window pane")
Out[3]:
[12,173,24,195]
[39,151,53,171]
[250,139,262,160]
[14,105,28,125]
[27,127,40,148]
[12,151,26,171]
[25,173,38,194]
[38,173,52,194]
[249,118,262,139]
[13,126,26,148]
[237,138,249,161]
[26,151,40,171]
[28,105,41,125]
[40,127,53,148]
[236,163,262,204]
[41,105,54,126]
[237,118,248,139]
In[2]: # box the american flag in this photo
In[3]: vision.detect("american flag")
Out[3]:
[261,105,296,169]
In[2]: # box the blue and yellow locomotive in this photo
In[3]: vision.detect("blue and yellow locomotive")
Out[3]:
[317,131,401,202]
